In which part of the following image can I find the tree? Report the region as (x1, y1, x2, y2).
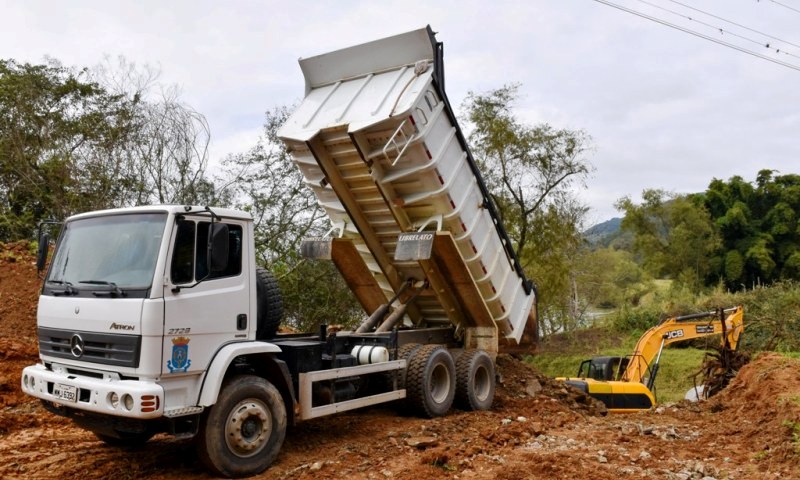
(574, 247, 651, 310)
(703, 170, 800, 288)
(92, 57, 218, 206)
(462, 84, 593, 334)
(219, 106, 361, 330)
(523, 200, 588, 335)
(221, 106, 326, 265)
(616, 189, 719, 288)
(463, 84, 592, 265)
(0, 57, 220, 241)
(0, 58, 134, 239)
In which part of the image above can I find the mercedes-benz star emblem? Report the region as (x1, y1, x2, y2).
(70, 334, 84, 358)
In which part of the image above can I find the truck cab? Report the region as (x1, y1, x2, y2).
(22, 206, 296, 474)
(24, 205, 272, 418)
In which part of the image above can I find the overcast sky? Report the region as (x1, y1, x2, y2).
(2, 0, 799, 223)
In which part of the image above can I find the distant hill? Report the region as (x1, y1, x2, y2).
(584, 217, 622, 247)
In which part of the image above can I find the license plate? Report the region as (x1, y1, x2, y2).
(53, 383, 78, 403)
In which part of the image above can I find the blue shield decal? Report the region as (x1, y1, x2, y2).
(167, 337, 191, 373)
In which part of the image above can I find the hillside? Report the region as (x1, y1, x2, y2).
(584, 217, 623, 247)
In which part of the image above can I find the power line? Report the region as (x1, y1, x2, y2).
(591, 0, 800, 73)
(637, 0, 800, 61)
(670, 0, 800, 51)
(763, 0, 800, 16)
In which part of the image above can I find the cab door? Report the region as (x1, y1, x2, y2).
(161, 217, 251, 378)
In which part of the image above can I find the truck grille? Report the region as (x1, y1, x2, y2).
(38, 327, 141, 368)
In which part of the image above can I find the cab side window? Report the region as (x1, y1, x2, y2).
(171, 220, 196, 284)
(196, 222, 242, 279)
(170, 220, 243, 284)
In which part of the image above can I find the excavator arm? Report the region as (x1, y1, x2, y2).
(621, 306, 744, 384)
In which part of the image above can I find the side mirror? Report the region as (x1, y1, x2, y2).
(208, 223, 229, 273)
(36, 234, 50, 273)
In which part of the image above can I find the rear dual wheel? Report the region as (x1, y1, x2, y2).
(405, 345, 456, 417)
(454, 349, 495, 411)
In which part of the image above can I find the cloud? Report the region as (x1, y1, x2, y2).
(2, 0, 798, 223)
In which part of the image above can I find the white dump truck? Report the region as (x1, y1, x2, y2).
(21, 26, 537, 478)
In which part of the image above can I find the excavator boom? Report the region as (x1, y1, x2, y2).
(621, 306, 744, 384)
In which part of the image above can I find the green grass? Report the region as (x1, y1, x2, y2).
(647, 347, 709, 403)
(528, 346, 631, 378)
(528, 337, 712, 404)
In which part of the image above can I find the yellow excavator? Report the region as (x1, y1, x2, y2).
(560, 306, 744, 413)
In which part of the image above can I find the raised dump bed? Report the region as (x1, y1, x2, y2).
(278, 26, 537, 353)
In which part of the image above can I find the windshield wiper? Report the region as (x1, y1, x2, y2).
(79, 280, 127, 297)
(48, 280, 77, 296)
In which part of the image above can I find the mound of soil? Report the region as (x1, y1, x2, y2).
(707, 353, 800, 466)
(494, 354, 607, 417)
(0, 241, 41, 339)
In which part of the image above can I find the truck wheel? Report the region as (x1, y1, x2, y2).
(397, 343, 423, 359)
(455, 349, 495, 411)
(256, 268, 282, 339)
(397, 343, 422, 388)
(384, 343, 422, 395)
(405, 345, 455, 417)
(197, 375, 287, 478)
(94, 431, 154, 447)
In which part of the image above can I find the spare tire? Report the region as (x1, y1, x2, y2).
(256, 268, 282, 340)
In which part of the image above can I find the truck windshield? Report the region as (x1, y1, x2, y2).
(47, 213, 167, 292)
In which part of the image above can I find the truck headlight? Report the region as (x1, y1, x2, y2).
(122, 394, 134, 411)
(109, 392, 119, 408)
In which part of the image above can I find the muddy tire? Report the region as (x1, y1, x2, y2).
(256, 268, 282, 340)
(196, 375, 287, 478)
(405, 345, 455, 417)
(397, 343, 423, 361)
(94, 431, 153, 447)
(454, 349, 495, 411)
(384, 343, 422, 393)
(396, 343, 423, 388)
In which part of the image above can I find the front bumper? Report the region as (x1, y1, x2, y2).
(21, 363, 164, 419)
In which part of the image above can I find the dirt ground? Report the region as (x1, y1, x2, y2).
(1, 242, 799, 479)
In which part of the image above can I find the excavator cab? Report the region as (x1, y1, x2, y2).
(577, 356, 630, 381)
